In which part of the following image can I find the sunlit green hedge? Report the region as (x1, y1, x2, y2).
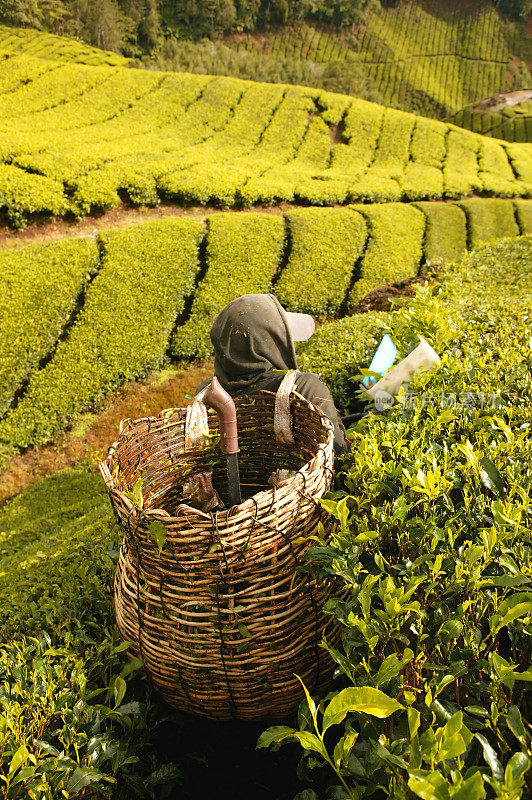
(0, 218, 202, 447)
(478, 137, 523, 196)
(414, 201, 467, 263)
(0, 24, 127, 65)
(0, 201, 528, 455)
(443, 128, 482, 197)
(0, 54, 530, 225)
(275, 207, 367, 315)
(300, 234, 532, 416)
(457, 197, 520, 247)
(0, 238, 98, 417)
(171, 212, 285, 359)
(514, 198, 532, 233)
(347, 203, 425, 308)
(0, 163, 69, 228)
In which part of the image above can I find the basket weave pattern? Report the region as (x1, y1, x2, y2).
(100, 391, 340, 720)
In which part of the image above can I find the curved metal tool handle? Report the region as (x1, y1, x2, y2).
(202, 377, 239, 455)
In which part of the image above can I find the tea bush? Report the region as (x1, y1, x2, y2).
(448, 100, 532, 143)
(0, 218, 202, 448)
(331, 99, 382, 181)
(0, 24, 127, 66)
(171, 213, 285, 359)
(413, 202, 467, 264)
(0, 163, 69, 229)
(457, 198, 520, 247)
(443, 128, 482, 197)
(401, 117, 446, 201)
(0, 238, 98, 417)
(514, 199, 532, 233)
(275, 208, 368, 315)
(478, 138, 524, 197)
(0, 201, 528, 454)
(0, 469, 185, 799)
(260, 235, 532, 800)
(0, 54, 530, 224)
(347, 203, 425, 309)
(504, 142, 532, 188)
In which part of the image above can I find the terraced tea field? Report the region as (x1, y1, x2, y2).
(0, 24, 126, 66)
(0, 198, 530, 459)
(1, 11, 532, 797)
(0, 52, 531, 227)
(220, 1, 530, 117)
(448, 97, 532, 142)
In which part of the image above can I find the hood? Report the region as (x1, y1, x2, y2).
(210, 294, 298, 394)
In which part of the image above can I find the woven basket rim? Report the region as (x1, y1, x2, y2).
(100, 390, 334, 523)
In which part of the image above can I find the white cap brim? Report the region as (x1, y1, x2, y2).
(285, 311, 315, 342)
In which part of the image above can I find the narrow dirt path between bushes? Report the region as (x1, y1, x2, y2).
(0, 361, 213, 506)
(0, 195, 487, 250)
(0, 203, 287, 250)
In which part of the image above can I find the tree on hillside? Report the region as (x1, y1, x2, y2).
(69, 0, 134, 51)
(120, 0, 161, 49)
(165, 0, 237, 38)
(0, 0, 41, 27)
(495, 0, 531, 18)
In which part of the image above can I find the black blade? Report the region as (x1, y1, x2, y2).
(226, 452, 241, 507)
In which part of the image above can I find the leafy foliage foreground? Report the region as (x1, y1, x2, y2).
(260, 236, 532, 799)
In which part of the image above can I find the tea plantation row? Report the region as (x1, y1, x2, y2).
(1, 52, 531, 227)
(1, 235, 530, 798)
(185, 4, 530, 119)
(448, 99, 532, 143)
(0, 24, 126, 66)
(0, 198, 530, 461)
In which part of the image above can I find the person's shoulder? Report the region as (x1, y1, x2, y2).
(295, 372, 333, 398)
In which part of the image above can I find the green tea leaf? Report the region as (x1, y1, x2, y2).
(148, 521, 167, 554)
(504, 752, 530, 788)
(490, 592, 532, 633)
(479, 457, 505, 497)
(256, 726, 295, 749)
(506, 705, 527, 745)
(475, 733, 503, 783)
(9, 745, 29, 775)
(322, 687, 404, 732)
(375, 648, 413, 687)
(408, 769, 449, 800)
(292, 732, 327, 758)
(452, 771, 485, 800)
(113, 675, 127, 708)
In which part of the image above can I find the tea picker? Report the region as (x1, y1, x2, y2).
(100, 294, 440, 720)
(100, 294, 345, 720)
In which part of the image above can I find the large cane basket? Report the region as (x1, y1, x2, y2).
(100, 390, 341, 721)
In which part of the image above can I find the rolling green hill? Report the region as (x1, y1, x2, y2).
(0, 52, 531, 227)
(0, 24, 126, 66)
(155, 0, 531, 121)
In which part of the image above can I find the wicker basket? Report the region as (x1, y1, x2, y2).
(99, 390, 340, 721)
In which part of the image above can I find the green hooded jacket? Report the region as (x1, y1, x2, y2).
(196, 294, 347, 455)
